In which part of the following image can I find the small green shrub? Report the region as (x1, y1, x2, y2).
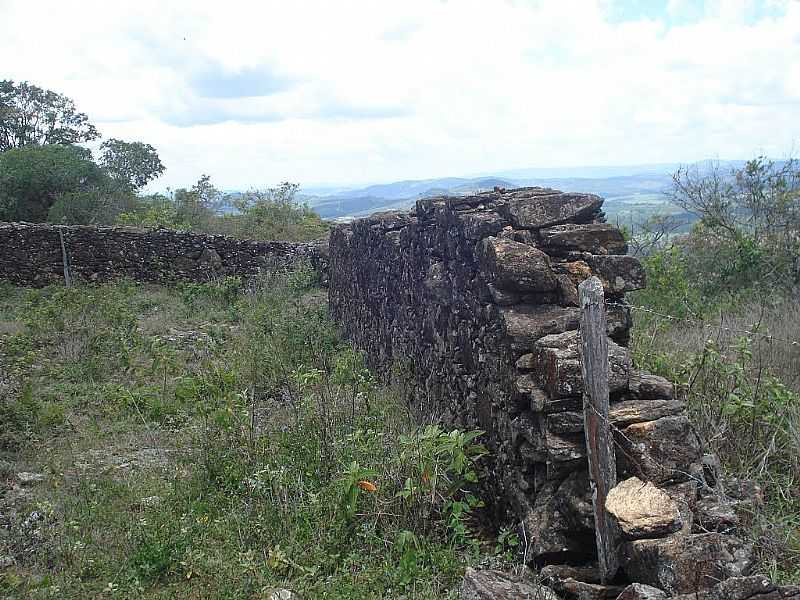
(177, 276, 242, 312)
(0, 384, 40, 449)
(395, 426, 487, 544)
(20, 283, 139, 376)
(131, 518, 190, 583)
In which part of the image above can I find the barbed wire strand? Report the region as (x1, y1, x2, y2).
(586, 402, 712, 493)
(605, 301, 800, 347)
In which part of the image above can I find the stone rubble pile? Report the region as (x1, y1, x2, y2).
(328, 187, 784, 597)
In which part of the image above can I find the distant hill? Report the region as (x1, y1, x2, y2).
(302, 176, 519, 219)
(248, 160, 751, 222)
(299, 171, 680, 221)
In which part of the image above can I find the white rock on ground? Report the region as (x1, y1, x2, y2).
(266, 589, 299, 600)
(16, 472, 45, 486)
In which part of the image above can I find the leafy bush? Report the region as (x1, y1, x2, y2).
(177, 276, 242, 313)
(116, 193, 191, 230)
(222, 183, 330, 242)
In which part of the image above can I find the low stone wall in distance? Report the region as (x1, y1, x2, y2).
(328, 187, 759, 596)
(0, 222, 327, 287)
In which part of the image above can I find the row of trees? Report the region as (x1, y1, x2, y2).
(0, 80, 328, 241)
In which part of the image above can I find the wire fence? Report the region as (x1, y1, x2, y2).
(606, 301, 800, 347)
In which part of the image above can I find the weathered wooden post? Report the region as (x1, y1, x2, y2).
(578, 276, 618, 582)
(58, 227, 72, 288)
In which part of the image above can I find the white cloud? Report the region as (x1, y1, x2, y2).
(1, 0, 798, 189)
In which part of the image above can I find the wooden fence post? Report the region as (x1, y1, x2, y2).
(58, 228, 72, 287)
(578, 276, 618, 583)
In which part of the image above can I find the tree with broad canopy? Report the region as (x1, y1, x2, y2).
(0, 80, 99, 151)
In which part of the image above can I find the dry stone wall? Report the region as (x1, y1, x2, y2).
(0, 222, 327, 287)
(329, 188, 759, 596)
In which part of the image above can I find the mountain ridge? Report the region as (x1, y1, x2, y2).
(297, 159, 752, 220)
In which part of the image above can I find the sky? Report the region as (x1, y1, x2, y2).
(1, 0, 799, 191)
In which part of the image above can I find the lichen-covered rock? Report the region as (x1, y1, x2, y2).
(539, 223, 627, 255)
(423, 261, 452, 304)
(676, 575, 800, 600)
(545, 430, 587, 463)
(501, 191, 603, 229)
(540, 564, 628, 600)
(539, 564, 602, 585)
(623, 533, 753, 594)
(548, 577, 626, 600)
(608, 399, 685, 429)
(457, 210, 508, 241)
(546, 399, 685, 434)
(693, 494, 739, 533)
(500, 304, 580, 351)
(586, 255, 647, 294)
(709, 576, 776, 600)
(520, 480, 595, 563)
(555, 470, 595, 532)
(533, 330, 631, 398)
(616, 415, 702, 484)
(628, 373, 675, 400)
(477, 236, 558, 292)
(617, 583, 669, 600)
(670, 576, 800, 600)
(606, 477, 683, 539)
(460, 567, 560, 600)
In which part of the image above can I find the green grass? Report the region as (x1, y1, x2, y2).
(0, 272, 493, 599)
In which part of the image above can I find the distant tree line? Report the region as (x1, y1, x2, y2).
(0, 80, 328, 242)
